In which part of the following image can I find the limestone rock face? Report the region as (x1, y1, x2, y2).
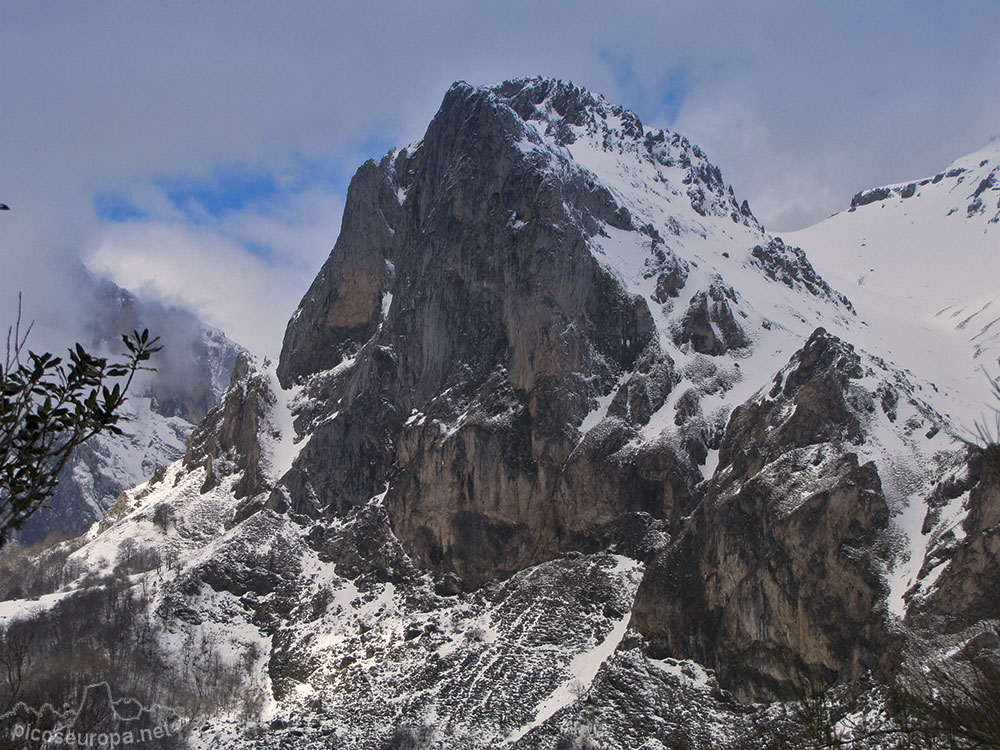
(184, 352, 275, 499)
(631, 329, 892, 701)
(719, 328, 869, 480)
(262, 77, 980, 709)
(671, 281, 749, 355)
(746, 237, 855, 312)
(913, 448, 1000, 628)
(276, 157, 399, 386)
(274, 78, 720, 585)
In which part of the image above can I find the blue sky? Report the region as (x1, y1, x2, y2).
(2, 1, 999, 355)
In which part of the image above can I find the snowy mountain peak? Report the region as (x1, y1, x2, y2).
(789, 139, 1000, 430)
(475, 76, 764, 235)
(847, 138, 1000, 226)
(482, 76, 646, 142)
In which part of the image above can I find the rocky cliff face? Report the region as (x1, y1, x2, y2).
(907, 446, 1000, 630)
(632, 329, 893, 699)
(274, 78, 776, 590)
(268, 78, 969, 702)
(184, 352, 274, 500)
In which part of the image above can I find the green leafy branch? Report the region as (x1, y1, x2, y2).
(0, 296, 161, 546)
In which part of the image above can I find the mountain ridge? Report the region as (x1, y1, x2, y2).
(1, 76, 997, 748)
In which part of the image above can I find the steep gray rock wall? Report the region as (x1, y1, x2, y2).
(184, 352, 274, 499)
(265, 78, 980, 706)
(631, 330, 893, 700)
(911, 447, 1000, 629)
(275, 79, 699, 586)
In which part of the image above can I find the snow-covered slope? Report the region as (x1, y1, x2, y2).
(787, 138, 1000, 430)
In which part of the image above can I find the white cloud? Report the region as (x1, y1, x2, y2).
(88, 186, 341, 357)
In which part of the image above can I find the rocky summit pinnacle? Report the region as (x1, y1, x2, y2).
(273, 76, 782, 595)
(277, 76, 763, 388)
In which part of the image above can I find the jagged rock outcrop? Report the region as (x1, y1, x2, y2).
(966, 165, 1000, 221)
(273, 78, 744, 585)
(184, 353, 274, 498)
(293, 503, 424, 589)
(649, 245, 690, 304)
(848, 157, 1000, 223)
(911, 446, 1000, 628)
(747, 237, 855, 312)
(632, 329, 892, 700)
(672, 281, 750, 355)
(718, 328, 870, 478)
